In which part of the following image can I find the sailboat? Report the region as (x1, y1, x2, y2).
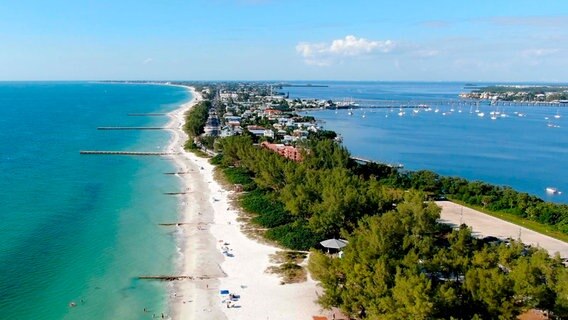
(554, 109, 561, 119)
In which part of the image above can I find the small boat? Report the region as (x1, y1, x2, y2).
(546, 187, 562, 195)
(477, 112, 485, 117)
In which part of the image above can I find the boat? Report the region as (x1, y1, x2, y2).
(347, 109, 353, 116)
(546, 187, 562, 195)
(554, 110, 561, 119)
(477, 112, 485, 117)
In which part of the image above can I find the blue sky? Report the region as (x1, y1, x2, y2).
(1, 0, 567, 81)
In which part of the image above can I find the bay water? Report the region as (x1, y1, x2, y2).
(288, 82, 568, 204)
(0, 82, 190, 319)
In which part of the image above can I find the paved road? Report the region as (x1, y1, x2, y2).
(436, 201, 568, 259)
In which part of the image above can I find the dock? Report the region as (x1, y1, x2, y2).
(163, 192, 188, 195)
(137, 275, 212, 281)
(97, 127, 168, 130)
(127, 113, 168, 116)
(163, 172, 189, 175)
(80, 151, 176, 156)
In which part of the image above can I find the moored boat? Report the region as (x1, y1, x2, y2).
(546, 187, 562, 195)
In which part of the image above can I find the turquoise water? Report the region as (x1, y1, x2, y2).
(0, 82, 190, 319)
(287, 82, 568, 204)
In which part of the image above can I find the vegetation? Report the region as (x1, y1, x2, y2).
(266, 251, 308, 284)
(418, 171, 568, 235)
(474, 86, 568, 95)
(349, 164, 568, 238)
(183, 100, 211, 138)
(309, 194, 568, 319)
(212, 134, 568, 318)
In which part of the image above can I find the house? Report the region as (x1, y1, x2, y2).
(247, 125, 267, 136)
(264, 130, 275, 139)
(263, 108, 283, 117)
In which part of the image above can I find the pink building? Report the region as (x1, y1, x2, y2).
(260, 141, 303, 162)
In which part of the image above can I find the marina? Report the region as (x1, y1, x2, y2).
(292, 82, 568, 204)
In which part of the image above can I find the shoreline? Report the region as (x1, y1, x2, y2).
(164, 85, 323, 319)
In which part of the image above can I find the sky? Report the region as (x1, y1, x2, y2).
(0, 0, 567, 81)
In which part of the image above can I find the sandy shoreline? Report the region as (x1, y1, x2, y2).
(164, 86, 323, 320)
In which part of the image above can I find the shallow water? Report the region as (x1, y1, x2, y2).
(0, 82, 190, 319)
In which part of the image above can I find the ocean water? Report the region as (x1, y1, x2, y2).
(0, 82, 190, 319)
(286, 82, 568, 204)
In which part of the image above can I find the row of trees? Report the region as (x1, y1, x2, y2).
(405, 171, 568, 234)
(183, 100, 210, 138)
(309, 194, 568, 319)
(347, 163, 568, 235)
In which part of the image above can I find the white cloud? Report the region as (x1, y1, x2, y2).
(143, 58, 153, 64)
(521, 48, 559, 58)
(329, 35, 395, 55)
(296, 35, 396, 66)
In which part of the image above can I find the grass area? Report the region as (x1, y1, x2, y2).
(449, 199, 568, 243)
(266, 251, 308, 284)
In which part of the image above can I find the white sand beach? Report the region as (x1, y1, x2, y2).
(165, 86, 324, 320)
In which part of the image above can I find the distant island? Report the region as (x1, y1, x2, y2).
(460, 85, 568, 103)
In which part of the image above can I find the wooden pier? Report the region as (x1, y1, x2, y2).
(97, 127, 168, 130)
(127, 113, 168, 116)
(163, 172, 189, 175)
(163, 192, 188, 195)
(80, 151, 176, 156)
(137, 275, 212, 281)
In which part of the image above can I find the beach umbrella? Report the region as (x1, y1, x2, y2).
(319, 238, 348, 250)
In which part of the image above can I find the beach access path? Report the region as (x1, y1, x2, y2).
(166, 86, 324, 320)
(437, 201, 568, 259)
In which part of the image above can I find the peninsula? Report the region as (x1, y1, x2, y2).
(166, 81, 568, 320)
(460, 85, 568, 103)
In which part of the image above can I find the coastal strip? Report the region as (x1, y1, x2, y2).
(163, 86, 323, 320)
